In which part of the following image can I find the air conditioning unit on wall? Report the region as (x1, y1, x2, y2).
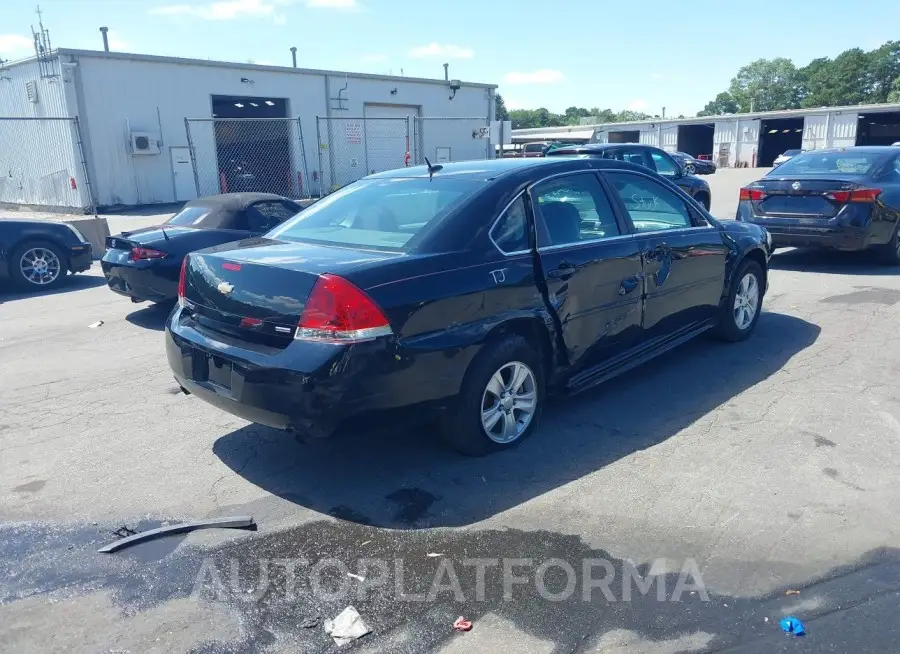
(130, 132, 160, 155)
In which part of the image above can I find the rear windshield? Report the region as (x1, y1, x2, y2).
(268, 177, 480, 251)
(771, 151, 880, 176)
(166, 205, 215, 227)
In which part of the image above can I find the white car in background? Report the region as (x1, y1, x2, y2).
(772, 149, 803, 167)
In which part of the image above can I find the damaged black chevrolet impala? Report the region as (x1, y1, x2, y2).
(166, 157, 771, 455)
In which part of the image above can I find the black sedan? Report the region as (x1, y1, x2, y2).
(736, 147, 900, 264)
(101, 193, 304, 304)
(167, 157, 771, 455)
(671, 151, 717, 175)
(547, 143, 713, 211)
(0, 218, 93, 291)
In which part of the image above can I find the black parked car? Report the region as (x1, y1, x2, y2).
(101, 193, 304, 304)
(547, 143, 713, 211)
(671, 151, 717, 175)
(167, 157, 771, 455)
(0, 219, 93, 291)
(736, 147, 900, 264)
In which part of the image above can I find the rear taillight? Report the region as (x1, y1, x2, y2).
(177, 257, 187, 306)
(739, 187, 766, 201)
(826, 188, 882, 204)
(296, 274, 392, 343)
(129, 246, 167, 262)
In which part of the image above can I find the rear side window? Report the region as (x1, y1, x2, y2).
(532, 173, 621, 246)
(269, 178, 479, 251)
(773, 151, 879, 175)
(166, 205, 213, 226)
(491, 195, 529, 253)
(248, 201, 299, 233)
(606, 172, 692, 233)
(650, 151, 680, 178)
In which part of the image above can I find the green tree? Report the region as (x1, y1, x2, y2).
(494, 93, 509, 122)
(869, 41, 900, 102)
(697, 91, 739, 116)
(888, 76, 900, 103)
(563, 106, 591, 125)
(728, 57, 802, 112)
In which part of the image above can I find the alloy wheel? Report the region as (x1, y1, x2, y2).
(733, 272, 759, 330)
(480, 361, 537, 444)
(20, 247, 61, 286)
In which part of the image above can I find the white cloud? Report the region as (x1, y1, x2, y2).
(502, 97, 524, 110)
(0, 34, 33, 55)
(360, 53, 387, 63)
(503, 69, 564, 85)
(410, 43, 474, 59)
(149, 0, 278, 20)
(628, 99, 649, 111)
(306, 0, 357, 8)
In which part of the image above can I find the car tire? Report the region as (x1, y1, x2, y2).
(9, 240, 69, 290)
(711, 260, 764, 342)
(877, 225, 900, 266)
(442, 335, 544, 456)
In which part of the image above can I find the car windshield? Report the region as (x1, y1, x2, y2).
(772, 151, 880, 175)
(268, 177, 480, 251)
(166, 205, 215, 226)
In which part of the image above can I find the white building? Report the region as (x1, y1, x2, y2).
(0, 48, 496, 212)
(511, 103, 900, 168)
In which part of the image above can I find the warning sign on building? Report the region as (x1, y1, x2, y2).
(346, 122, 362, 144)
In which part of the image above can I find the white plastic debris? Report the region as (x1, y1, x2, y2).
(347, 572, 366, 582)
(426, 553, 445, 558)
(89, 321, 104, 329)
(324, 606, 371, 647)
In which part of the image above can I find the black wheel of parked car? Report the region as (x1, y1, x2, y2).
(878, 224, 900, 266)
(10, 240, 68, 290)
(443, 334, 545, 456)
(684, 162, 696, 174)
(711, 260, 764, 342)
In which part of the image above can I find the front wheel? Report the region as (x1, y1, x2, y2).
(711, 260, 764, 342)
(10, 240, 68, 290)
(442, 335, 544, 456)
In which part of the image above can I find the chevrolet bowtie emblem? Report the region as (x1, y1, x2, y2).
(217, 281, 235, 294)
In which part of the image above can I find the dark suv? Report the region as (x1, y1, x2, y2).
(547, 143, 712, 211)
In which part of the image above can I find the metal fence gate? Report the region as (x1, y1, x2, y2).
(413, 116, 491, 166)
(316, 116, 411, 195)
(0, 116, 95, 213)
(184, 117, 311, 200)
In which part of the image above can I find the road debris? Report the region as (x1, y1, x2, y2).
(453, 616, 473, 632)
(324, 606, 371, 646)
(785, 589, 800, 595)
(88, 321, 104, 329)
(360, 540, 372, 547)
(426, 552, 445, 558)
(347, 572, 366, 582)
(300, 617, 320, 629)
(112, 526, 137, 538)
(98, 516, 256, 553)
(780, 616, 806, 637)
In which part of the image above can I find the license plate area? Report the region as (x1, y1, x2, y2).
(191, 350, 233, 390)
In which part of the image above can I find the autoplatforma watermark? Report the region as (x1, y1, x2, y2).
(191, 556, 709, 603)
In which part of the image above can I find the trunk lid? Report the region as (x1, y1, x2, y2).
(106, 225, 196, 251)
(182, 237, 400, 343)
(751, 175, 869, 218)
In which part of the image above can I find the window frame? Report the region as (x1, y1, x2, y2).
(601, 169, 716, 235)
(488, 193, 532, 255)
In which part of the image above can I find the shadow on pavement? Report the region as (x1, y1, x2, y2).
(770, 248, 899, 275)
(125, 301, 175, 331)
(0, 272, 106, 304)
(213, 311, 820, 529)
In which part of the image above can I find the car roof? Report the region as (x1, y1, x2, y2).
(366, 156, 653, 182)
(185, 192, 289, 210)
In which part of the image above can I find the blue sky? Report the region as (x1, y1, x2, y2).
(2, 0, 898, 116)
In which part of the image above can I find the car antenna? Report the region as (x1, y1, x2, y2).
(160, 226, 170, 241)
(423, 156, 443, 181)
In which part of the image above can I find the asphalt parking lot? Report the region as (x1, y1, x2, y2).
(3, 168, 900, 653)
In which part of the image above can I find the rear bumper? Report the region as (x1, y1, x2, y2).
(69, 245, 93, 273)
(736, 204, 881, 252)
(165, 306, 474, 438)
(100, 255, 177, 302)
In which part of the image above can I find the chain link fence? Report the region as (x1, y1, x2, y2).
(184, 117, 311, 199)
(413, 117, 491, 166)
(316, 116, 411, 195)
(0, 117, 95, 213)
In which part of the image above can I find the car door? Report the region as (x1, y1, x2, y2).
(529, 171, 645, 372)
(602, 170, 727, 341)
(245, 200, 302, 234)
